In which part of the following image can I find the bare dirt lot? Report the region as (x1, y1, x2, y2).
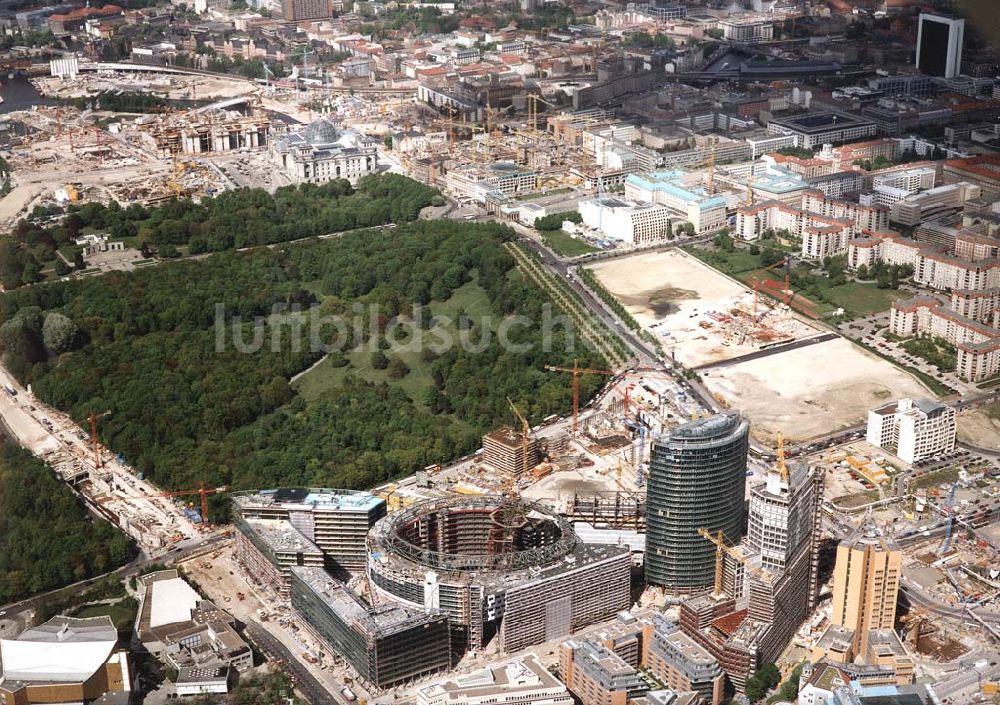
(700, 337, 935, 442)
(588, 250, 821, 367)
(957, 403, 1000, 450)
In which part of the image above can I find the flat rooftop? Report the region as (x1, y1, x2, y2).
(232, 487, 383, 512)
(291, 566, 443, 636)
(771, 110, 875, 133)
(625, 171, 728, 210)
(417, 654, 567, 701)
(242, 517, 322, 555)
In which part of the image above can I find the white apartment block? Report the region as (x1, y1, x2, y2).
(444, 165, 537, 203)
(735, 191, 891, 260)
(802, 191, 889, 232)
(874, 167, 936, 194)
(890, 296, 1000, 382)
(866, 398, 956, 464)
(847, 231, 1000, 291)
(578, 198, 673, 245)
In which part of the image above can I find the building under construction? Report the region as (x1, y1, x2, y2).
(290, 566, 451, 689)
(678, 458, 824, 693)
(568, 491, 646, 530)
(231, 488, 386, 578)
(366, 496, 631, 656)
(147, 108, 271, 157)
(482, 427, 541, 476)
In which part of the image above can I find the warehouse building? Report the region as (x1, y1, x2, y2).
(232, 488, 386, 577)
(290, 567, 451, 689)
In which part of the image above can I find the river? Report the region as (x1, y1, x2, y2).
(0, 74, 56, 114)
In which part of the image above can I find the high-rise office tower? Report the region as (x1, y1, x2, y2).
(281, 0, 331, 21)
(646, 412, 749, 592)
(677, 451, 824, 693)
(916, 13, 965, 79)
(830, 516, 902, 654)
(739, 460, 824, 662)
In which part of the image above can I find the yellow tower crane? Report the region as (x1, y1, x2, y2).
(507, 397, 532, 488)
(706, 142, 717, 195)
(527, 94, 558, 135)
(775, 430, 790, 484)
(698, 527, 775, 597)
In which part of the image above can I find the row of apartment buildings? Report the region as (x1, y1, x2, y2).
(559, 613, 725, 705)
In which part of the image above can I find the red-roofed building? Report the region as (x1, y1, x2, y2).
(48, 4, 122, 33)
(943, 154, 1000, 199)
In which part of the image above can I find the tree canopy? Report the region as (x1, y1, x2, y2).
(0, 220, 604, 501)
(0, 174, 438, 289)
(0, 441, 132, 603)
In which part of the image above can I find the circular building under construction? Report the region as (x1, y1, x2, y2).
(367, 496, 631, 655)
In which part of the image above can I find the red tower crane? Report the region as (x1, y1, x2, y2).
(100, 482, 228, 525)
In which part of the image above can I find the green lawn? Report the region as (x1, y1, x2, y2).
(73, 599, 138, 631)
(822, 283, 904, 316)
(684, 246, 762, 276)
(912, 467, 961, 490)
(901, 336, 957, 372)
(542, 230, 598, 257)
(293, 278, 494, 408)
(686, 246, 906, 318)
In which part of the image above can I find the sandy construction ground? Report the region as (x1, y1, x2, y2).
(589, 250, 820, 367)
(957, 405, 1000, 450)
(701, 337, 934, 442)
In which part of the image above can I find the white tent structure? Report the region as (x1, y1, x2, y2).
(0, 616, 118, 683)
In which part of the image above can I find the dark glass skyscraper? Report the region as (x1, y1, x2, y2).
(645, 412, 749, 592)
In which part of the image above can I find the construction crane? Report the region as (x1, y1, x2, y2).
(87, 410, 111, 468)
(698, 527, 775, 590)
(699, 528, 728, 598)
(543, 360, 617, 435)
(938, 482, 959, 556)
(507, 397, 533, 483)
(527, 94, 558, 134)
(543, 363, 680, 435)
(705, 142, 717, 195)
(299, 46, 314, 81)
(775, 430, 789, 484)
(100, 482, 228, 526)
